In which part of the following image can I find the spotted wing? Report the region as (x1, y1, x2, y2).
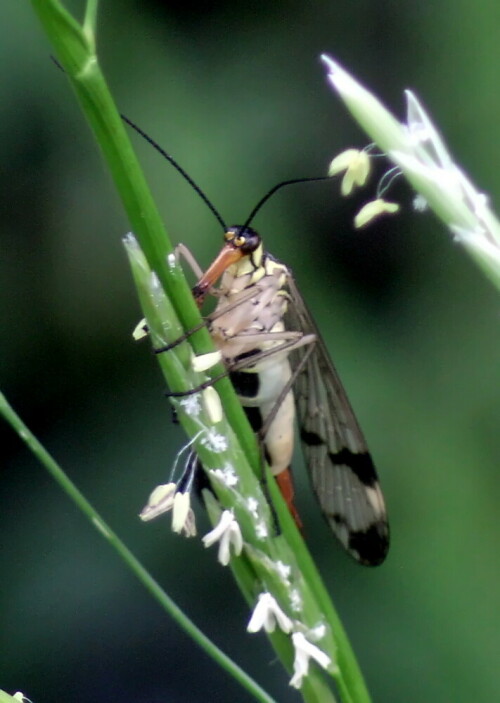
(285, 276, 389, 566)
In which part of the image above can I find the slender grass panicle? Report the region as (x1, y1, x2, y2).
(322, 54, 500, 292)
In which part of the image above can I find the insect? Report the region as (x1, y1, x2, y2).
(125, 117, 390, 566)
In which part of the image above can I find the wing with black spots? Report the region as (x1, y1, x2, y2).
(285, 275, 389, 566)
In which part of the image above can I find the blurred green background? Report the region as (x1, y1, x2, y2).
(2, 2, 500, 702)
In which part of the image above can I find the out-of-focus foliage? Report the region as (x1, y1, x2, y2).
(2, 2, 500, 702)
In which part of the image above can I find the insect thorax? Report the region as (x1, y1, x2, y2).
(209, 248, 291, 361)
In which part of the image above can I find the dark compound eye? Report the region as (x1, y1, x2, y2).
(227, 225, 261, 254)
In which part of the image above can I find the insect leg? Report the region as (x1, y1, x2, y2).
(164, 333, 314, 397)
(154, 285, 263, 354)
(175, 242, 205, 279)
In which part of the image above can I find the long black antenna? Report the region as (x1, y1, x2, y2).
(122, 113, 335, 235)
(124, 116, 334, 233)
(240, 175, 334, 232)
(51, 56, 334, 235)
(121, 114, 227, 232)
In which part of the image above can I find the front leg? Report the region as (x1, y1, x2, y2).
(175, 243, 225, 300)
(174, 242, 205, 280)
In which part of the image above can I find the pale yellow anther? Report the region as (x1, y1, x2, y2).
(182, 507, 197, 537)
(328, 149, 371, 196)
(139, 482, 176, 521)
(354, 198, 400, 228)
(132, 318, 148, 340)
(191, 350, 222, 372)
(172, 492, 192, 533)
(202, 386, 223, 424)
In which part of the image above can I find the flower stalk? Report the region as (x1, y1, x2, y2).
(322, 54, 500, 292)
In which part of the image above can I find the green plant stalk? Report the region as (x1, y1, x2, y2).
(28, 3, 373, 701)
(0, 393, 276, 703)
